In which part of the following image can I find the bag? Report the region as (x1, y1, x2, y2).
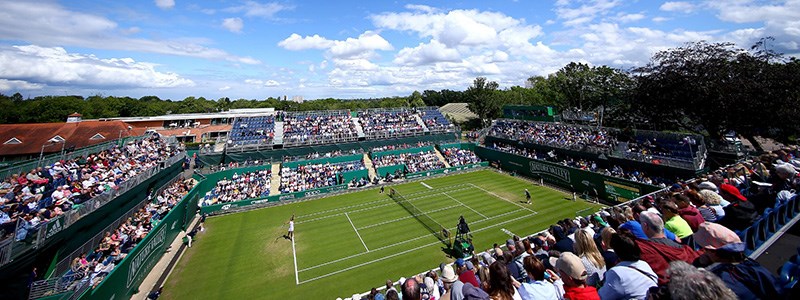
(719, 199, 758, 231)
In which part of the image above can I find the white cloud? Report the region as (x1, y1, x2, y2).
(652, 17, 671, 22)
(617, 13, 645, 23)
(0, 45, 195, 88)
(554, 0, 621, 27)
(394, 40, 460, 66)
(707, 0, 800, 51)
(218, 86, 231, 91)
(222, 17, 244, 33)
(0, 1, 260, 64)
(279, 31, 393, 59)
(224, 1, 293, 19)
(155, 0, 175, 10)
(405, 4, 438, 13)
(659, 2, 695, 13)
(0, 79, 44, 91)
(244, 79, 281, 87)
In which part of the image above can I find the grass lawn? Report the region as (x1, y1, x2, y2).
(162, 169, 603, 299)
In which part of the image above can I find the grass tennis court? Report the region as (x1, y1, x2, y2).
(162, 170, 603, 299)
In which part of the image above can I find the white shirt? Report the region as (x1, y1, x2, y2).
(288, 221, 294, 232)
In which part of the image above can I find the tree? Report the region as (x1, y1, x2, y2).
(465, 77, 501, 126)
(409, 91, 426, 107)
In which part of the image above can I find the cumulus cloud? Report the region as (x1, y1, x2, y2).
(659, 2, 695, 13)
(0, 45, 195, 89)
(394, 40, 460, 66)
(279, 31, 393, 59)
(0, 1, 260, 64)
(707, 0, 800, 51)
(218, 86, 231, 91)
(155, 0, 175, 10)
(0, 79, 44, 91)
(244, 79, 281, 87)
(222, 17, 244, 33)
(224, 1, 293, 19)
(554, 0, 622, 27)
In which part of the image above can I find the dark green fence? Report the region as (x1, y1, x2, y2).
(475, 147, 659, 204)
(78, 172, 201, 300)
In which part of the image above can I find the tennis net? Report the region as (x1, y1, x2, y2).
(389, 190, 450, 246)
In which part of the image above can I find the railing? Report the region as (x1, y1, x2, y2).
(0, 153, 185, 268)
(0, 135, 145, 181)
(27, 174, 187, 299)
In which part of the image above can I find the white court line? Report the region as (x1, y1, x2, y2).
(298, 210, 539, 283)
(346, 213, 369, 252)
(468, 183, 538, 214)
(295, 184, 472, 219)
(292, 232, 299, 285)
(443, 192, 487, 219)
(420, 182, 433, 189)
(357, 204, 461, 230)
(295, 187, 474, 224)
(298, 209, 520, 273)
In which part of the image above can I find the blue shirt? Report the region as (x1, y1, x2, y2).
(598, 260, 658, 300)
(619, 220, 677, 241)
(518, 280, 562, 300)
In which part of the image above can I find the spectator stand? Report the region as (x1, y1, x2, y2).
(370, 145, 438, 180)
(1, 137, 185, 268)
(278, 154, 365, 194)
(613, 130, 707, 171)
(227, 115, 276, 150)
(488, 119, 619, 155)
(417, 107, 457, 133)
(27, 174, 192, 299)
(358, 108, 425, 139)
(436, 142, 482, 167)
(282, 110, 358, 147)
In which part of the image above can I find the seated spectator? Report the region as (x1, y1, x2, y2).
(519, 256, 563, 300)
(442, 148, 481, 167)
(598, 233, 658, 300)
(574, 229, 606, 287)
(647, 261, 737, 300)
(659, 201, 693, 240)
(672, 194, 705, 231)
(636, 211, 699, 284)
(555, 252, 600, 300)
(279, 160, 363, 193)
(486, 261, 522, 300)
(202, 170, 271, 206)
(692, 222, 783, 299)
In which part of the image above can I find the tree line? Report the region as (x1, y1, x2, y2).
(1, 39, 797, 143)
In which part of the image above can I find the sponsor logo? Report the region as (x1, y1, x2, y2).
(221, 204, 232, 211)
(251, 199, 269, 205)
(127, 229, 166, 287)
(279, 194, 296, 201)
(45, 218, 64, 239)
(305, 190, 321, 197)
(528, 161, 570, 183)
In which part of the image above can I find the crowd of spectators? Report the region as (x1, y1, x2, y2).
(372, 151, 445, 174)
(371, 142, 433, 153)
(283, 112, 358, 145)
(229, 116, 275, 146)
(441, 148, 481, 167)
(360, 149, 799, 300)
(200, 170, 272, 206)
(418, 108, 454, 132)
(283, 149, 362, 163)
(359, 109, 424, 137)
(279, 160, 365, 193)
(66, 178, 195, 288)
(1, 135, 182, 241)
(489, 120, 617, 154)
(487, 142, 673, 187)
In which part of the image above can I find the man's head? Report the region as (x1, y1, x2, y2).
(660, 200, 679, 219)
(673, 194, 691, 209)
(775, 164, 798, 180)
(440, 264, 457, 287)
(664, 261, 737, 300)
(639, 211, 665, 239)
(506, 239, 516, 252)
(386, 279, 394, 289)
(454, 258, 466, 273)
(401, 277, 421, 300)
(610, 232, 641, 262)
(523, 255, 546, 281)
(556, 252, 587, 287)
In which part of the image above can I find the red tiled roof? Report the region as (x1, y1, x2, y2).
(0, 120, 134, 156)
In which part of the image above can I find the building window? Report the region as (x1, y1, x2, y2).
(49, 135, 65, 143)
(3, 137, 21, 145)
(90, 133, 106, 140)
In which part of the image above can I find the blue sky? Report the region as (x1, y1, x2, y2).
(0, 0, 797, 100)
